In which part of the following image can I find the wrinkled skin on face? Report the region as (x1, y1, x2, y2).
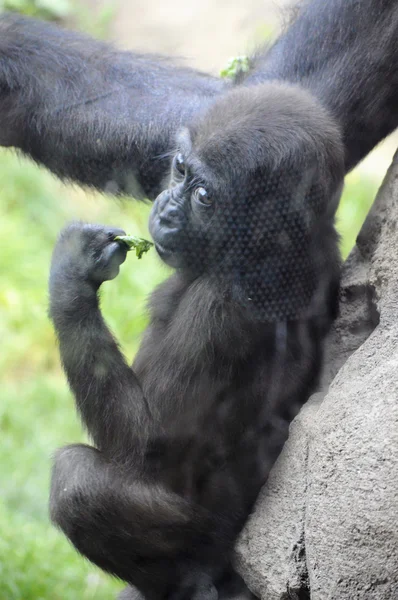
(149, 144, 219, 271)
(149, 83, 344, 321)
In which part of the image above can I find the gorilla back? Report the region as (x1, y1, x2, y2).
(49, 83, 344, 600)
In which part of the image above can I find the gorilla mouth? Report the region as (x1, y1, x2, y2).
(154, 242, 185, 269)
(155, 242, 174, 260)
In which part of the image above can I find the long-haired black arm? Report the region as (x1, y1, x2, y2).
(2, 1, 396, 192)
(246, 0, 398, 171)
(0, 13, 225, 198)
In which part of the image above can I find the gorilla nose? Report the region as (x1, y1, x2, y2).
(159, 197, 184, 227)
(161, 206, 180, 223)
(155, 189, 170, 212)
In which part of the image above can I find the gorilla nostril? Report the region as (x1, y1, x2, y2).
(162, 208, 180, 221)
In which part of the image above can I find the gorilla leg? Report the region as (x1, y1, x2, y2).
(50, 444, 220, 600)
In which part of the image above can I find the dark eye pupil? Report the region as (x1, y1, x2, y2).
(175, 153, 185, 175)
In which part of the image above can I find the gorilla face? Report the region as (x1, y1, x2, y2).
(149, 83, 345, 320)
(149, 147, 218, 271)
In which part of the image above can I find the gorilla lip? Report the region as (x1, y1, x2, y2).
(154, 242, 184, 268)
(154, 242, 174, 258)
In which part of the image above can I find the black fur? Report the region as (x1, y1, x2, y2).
(48, 82, 343, 600)
(0, 14, 225, 197)
(2, 1, 398, 599)
(1, 0, 398, 190)
(245, 0, 398, 171)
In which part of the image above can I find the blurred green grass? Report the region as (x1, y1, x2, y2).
(0, 148, 168, 599)
(0, 147, 379, 599)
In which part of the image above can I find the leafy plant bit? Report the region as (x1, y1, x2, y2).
(220, 56, 251, 80)
(114, 235, 153, 259)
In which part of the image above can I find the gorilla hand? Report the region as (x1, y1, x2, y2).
(50, 223, 128, 289)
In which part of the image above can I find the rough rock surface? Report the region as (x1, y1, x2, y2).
(237, 154, 398, 599)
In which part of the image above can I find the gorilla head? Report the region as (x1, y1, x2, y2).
(149, 83, 344, 320)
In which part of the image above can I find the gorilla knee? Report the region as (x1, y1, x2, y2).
(49, 444, 96, 536)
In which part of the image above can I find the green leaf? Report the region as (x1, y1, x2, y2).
(114, 235, 154, 259)
(220, 55, 251, 80)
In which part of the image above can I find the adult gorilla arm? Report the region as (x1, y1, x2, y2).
(1, 0, 398, 194)
(0, 14, 225, 198)
(246, 0, 398, 172)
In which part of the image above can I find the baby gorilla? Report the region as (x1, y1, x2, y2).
(49, 83, 344, 600)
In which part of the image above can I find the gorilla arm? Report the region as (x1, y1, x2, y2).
(246, 0, 398, 171)
(1, 0, 398, 194)
(48, 223, 153, 460)
(0, 14, 225, 198)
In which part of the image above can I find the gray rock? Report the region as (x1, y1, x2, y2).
(237, 154, 398, 599)
(236, 394, 319, 599)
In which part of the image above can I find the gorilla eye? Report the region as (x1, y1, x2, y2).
(193, 186, 212, 207)
(174, 153, 186, 176)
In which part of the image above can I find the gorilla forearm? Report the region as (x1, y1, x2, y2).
(0, 14, 224, 197)
(49, 224, 151, 458)
(248, 0, 398, 170)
